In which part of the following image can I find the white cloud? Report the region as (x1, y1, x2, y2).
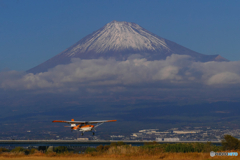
(153, 66, 181, 81)
(1, 54, 240, 93)
(207, 72, 240, 85)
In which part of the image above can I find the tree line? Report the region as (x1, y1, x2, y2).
(0, 135, 239, 155)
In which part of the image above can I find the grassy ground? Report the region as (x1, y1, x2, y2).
(0, 152, 239, 160)
(1, 141, 239, 160)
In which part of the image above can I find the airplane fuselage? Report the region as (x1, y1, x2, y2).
(71, 124, 94, 132)
(79, 125, 94, 132)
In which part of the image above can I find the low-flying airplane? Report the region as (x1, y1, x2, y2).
(52, 119, 117, 136)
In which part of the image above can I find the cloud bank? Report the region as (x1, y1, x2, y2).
(1, 54, 240, 93)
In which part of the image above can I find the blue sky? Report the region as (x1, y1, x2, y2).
(1, 0, 240, 71)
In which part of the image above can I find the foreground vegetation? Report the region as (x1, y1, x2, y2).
(0, 135, 239, 159)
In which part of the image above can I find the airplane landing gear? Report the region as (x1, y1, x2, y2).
(92, 132, 95, 136)
(81, 132, 84, 136)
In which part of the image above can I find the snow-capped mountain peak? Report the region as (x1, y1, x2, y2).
(65, 20, 170, 57)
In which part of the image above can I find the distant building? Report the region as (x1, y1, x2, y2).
(77, 138, 89, 140)
(131, 133, 142, 137)
(173, 131, 198, 134)
(110, 135, 125, 138)
(139, 129, 158, 133)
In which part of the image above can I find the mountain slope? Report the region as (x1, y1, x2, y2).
(28, 20, 228, 73)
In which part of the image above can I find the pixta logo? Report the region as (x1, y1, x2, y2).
(210, 151, 238, 157)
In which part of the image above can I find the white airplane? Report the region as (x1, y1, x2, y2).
(52, 119, 117, 136)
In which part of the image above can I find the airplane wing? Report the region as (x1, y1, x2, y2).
(52, 120, 116, 124)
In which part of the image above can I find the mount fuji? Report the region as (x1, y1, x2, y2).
(28, 20, 227, 73)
